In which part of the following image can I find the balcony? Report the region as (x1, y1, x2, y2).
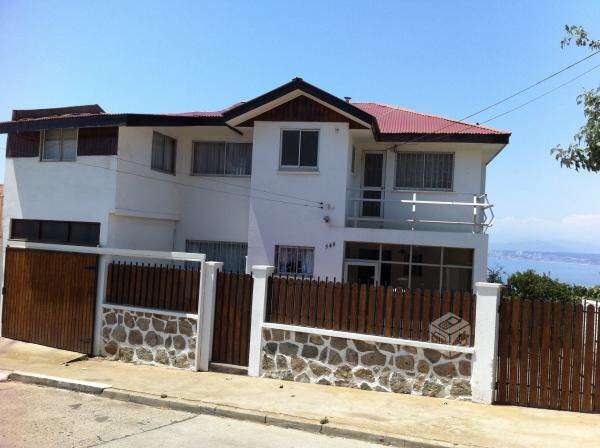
(346, 188, 493, 234)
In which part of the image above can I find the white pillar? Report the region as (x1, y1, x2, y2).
(471, 282, 502, 404)
(93, 254, 111, 356)
(247, 265, 274, 377)
(195, 261, 223, 371)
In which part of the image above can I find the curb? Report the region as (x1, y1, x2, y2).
(98, 387, 471, 448)
(6, 374, 472, 448)
(9, 371, 111, 394)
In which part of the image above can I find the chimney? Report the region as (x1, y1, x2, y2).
(344, 96, 351, 103)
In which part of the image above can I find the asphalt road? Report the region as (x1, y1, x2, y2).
(0, 381, 383, 448)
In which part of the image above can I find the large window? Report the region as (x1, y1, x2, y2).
(151, 131, 176, 174)
(395, 152, 454, 190)
(344, 242, 472, 291)
(10, 219, 100, 246)
(280, 129, 319, 170)
(41, 128, 78, 161)
(192, 142, 252, 176)
(186, 240, 248, 273)
(275, 245, 314, 276)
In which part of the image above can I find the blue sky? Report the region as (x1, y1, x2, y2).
(1, 1, 599, 252)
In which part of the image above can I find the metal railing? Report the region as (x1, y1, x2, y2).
(346, 188, 494, 233)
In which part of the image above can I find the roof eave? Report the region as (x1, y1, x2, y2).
(375, 132, 511, 144)
(0, 114, 225, 133)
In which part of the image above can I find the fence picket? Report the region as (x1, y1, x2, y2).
(560, 304, 574, 411)
(582, 304, 596, 412)
(571, 304, 584, 412)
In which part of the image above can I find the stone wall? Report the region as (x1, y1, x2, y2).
(261, 328, 472, 400)
(101, 306, 197, 370)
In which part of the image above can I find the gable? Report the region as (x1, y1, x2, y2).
(238, 95, 368, 128)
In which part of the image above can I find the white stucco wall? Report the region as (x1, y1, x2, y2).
(246, 121, 350, 278)
(2, 156, 118, 246)
(115, 126, 252, 252)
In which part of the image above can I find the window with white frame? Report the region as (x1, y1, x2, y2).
(275, 245, 314, 276)
(395, 152, 454, 190)
(41, 128, 78, 161)
(192, 142, 252, 176)
(280, 129, 319, 170)
(151, 131, 176, 174)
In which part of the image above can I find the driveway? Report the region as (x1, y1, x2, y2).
(0, 381, 382, 448)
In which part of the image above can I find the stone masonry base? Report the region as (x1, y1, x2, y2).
(101, 306, 197, 370)
(261, 328, 472, 399)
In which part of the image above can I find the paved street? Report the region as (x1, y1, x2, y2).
(0, 381, 382, 448)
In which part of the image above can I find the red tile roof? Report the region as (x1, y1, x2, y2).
(351, 102, 508, 136)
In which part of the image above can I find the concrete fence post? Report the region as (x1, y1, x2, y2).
(471, 281, 503, 404)
(248, 265, 275, 377)
(196, 261, 223, 371)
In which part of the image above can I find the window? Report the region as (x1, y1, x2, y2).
(41, 128, 77, 161)
(192, 142, 252, 176)
(275, 245, 314, 276)
(186, 240, 248, 273)
(395, 152, 454, 190)
(344, 242, 473, 291)
(10, 219, 100, 246)
(351, 146, 356, 174)
(280, 129, 319, 170)
(151, 131, 176, 174)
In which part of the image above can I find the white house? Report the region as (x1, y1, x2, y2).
(0, 78, 510, 291)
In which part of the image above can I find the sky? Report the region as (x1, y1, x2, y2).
(1, 1, 599, 253)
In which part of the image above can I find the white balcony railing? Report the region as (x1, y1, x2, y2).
(346, 188, 494, 234)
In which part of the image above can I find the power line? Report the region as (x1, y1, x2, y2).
(461, 49, 600, 122)
(115, 156, 323, 205)
(391, 50, 600, 149)
(71, 158, 324, 209)
(480, 62, 600, 124)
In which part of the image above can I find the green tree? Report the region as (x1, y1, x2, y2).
(551, 26, 600, 172)
(487, 266, 506, 284)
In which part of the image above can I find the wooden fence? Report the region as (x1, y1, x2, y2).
(105, 261, 201, 313)
(211, 272, 254, 367)
(496, 297, 600, 412)
(265, 276, 476, 346)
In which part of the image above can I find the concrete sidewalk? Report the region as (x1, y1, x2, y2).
(1, 338, 600, 448)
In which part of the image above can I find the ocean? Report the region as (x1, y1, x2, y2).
(488, 251, 600, 287)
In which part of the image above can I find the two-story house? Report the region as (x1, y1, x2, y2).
(0, 78, 510, 291)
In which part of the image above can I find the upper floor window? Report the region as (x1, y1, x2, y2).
(280, 129, 319, 170)
(395, 152, 454, 190)
(192, 142, 252, 176)
(151, 131, 176, 174)
(41, 128, 77, 161)
(275, 245, 314, 276)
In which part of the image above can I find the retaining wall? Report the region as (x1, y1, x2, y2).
(101, 305, 197, 370)
(260, 327, 472, 399)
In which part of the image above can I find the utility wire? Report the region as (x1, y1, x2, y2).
(390, 50, 600, 149)
(71, 158, 323, 209)
(480, 62, 600, 124)
(115, 156, 323, 205)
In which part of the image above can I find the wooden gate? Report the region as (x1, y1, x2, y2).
(1, 248, 98, 354)
(496, 297, 600, 412)
(211, 272, 253, 367)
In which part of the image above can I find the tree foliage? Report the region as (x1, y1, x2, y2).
(551, 25, 600, 172)
(488, 267, 600, 301)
